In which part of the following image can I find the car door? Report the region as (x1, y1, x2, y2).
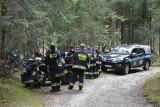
(137, 48, 145, 66)
(130, 48, 139, 67)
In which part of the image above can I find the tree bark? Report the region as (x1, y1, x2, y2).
(110, 4, 116, 47)
(1, 0, 7, 60)
(131, 24, 134, 43)
(111, 19, 116, 47)
(159, 32, 160, 56)
(121, 21, 125, 44)
(0, 0, 7, 76)
(142, 0, 147, 44)
(89, 0, 95, 46)
(74, 1, 81, 46)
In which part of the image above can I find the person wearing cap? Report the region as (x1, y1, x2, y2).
(68, 44, 89, 90)
(45, 45, 62, 92)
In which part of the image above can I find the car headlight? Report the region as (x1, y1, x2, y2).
(101, 57, 106, 61)
(112, 58, 123, 63)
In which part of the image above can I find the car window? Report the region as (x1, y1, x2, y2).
(137, 48, 144, 55)
(132, 49, 138, 54)
(109, 47, 130, 55)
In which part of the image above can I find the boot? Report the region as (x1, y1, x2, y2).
(51, 87, 58, 92)
(57, 86, 61, 91)
(68, 85, 73, 90)
(79, 86, 83, 90)
(93, 74, 96, 79)
(89, 75, 92, 79)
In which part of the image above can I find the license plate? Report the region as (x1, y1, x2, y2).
(105, 65, 112, 68)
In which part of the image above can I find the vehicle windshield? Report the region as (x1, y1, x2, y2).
(109, 47, 130, 55)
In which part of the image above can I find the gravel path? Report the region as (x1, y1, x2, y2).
(40, 67, 159, 107)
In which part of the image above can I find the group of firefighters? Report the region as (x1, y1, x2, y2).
(21, 43, 102, 92)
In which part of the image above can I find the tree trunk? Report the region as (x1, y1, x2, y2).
(159, 32, 160, 56)
(0, 0, 7, 60)
(149, 12, 152, 45)
(142, 0, 147, 44)
(131, 24, 134, 43)
(121, 22, 124, 44)
(128, 5, 131, 44)
(111, 19, 116, 47)
(110, 4, 116, 47)
(0, 0, 7, 76)
(128, 23, 131, 44)
(74, 1, 81, 46)
(120, 2, 125, 44)
(89, 0, 95, 46)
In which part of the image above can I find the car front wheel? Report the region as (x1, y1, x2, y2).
(143, 61, 150, 70)
(122, 64, 130, 75)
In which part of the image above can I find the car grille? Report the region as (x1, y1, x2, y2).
(102, 61, 114, 65)
(105, 60, 112, 62)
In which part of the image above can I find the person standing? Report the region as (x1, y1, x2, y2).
(84, 46, 93, 79)
(45, 45, 62, 92)
(68, 44, 89, 90)
(92, 47, 97, 78)
(94, 46, 102, 78)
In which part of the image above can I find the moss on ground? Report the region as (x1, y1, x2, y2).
(0, 77, 43, 107)
(144, 72, 160, 107)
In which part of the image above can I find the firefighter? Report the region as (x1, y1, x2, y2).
(69, 45, 75, 54)
(68, 44, 89, 90)
(92, 48, 97, 78)
(85, 46, 93, 79)
(21, 62, 44, 87)
(64, 45, 75, 73)
(45, 45, 62, 92)
(60, 53, 71, 85)
(95, 46, 102, 78)
(75, 46, 80, 52)
(36, 57, 50, 81)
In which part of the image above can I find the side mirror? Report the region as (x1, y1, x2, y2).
(131, 53, 138, 57)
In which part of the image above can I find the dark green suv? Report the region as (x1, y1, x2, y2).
(101, 45, 154, 75)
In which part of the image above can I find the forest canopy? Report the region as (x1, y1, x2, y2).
(0, 0, 160, 57)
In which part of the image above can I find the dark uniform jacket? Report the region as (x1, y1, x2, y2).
(45, 50, 62, 73)
(21, 65, 36, 82)
(72, 50, 89, 70)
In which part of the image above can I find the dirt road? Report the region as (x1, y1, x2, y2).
(40, 67, 159, 107)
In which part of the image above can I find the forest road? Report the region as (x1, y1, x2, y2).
(40, 67, 159, 107)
